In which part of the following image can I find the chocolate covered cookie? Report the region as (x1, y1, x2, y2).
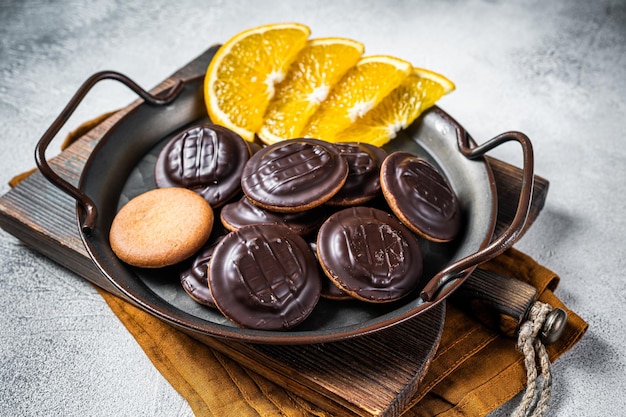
(381, 152, 461, 242)
(155, 124, 250, 207)
(307, 241, 351, 300)
(326, 142, 387, 206)
(220, 195, 326, 236)
(208, 224, 321, 330)
(241, 138, 348, 212)
(180, 240, 221, 308)
(316, 206, 423, 303)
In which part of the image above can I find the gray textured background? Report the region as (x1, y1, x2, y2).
(1, 1, 624, 416)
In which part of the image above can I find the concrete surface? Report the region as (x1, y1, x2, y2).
(1, 0, 624, 416)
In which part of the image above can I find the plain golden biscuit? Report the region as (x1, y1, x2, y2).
(110, 187, 214, 268)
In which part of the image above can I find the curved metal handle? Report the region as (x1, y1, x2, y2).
(34, 71, 184, 235)
(420, 128, 535, 301)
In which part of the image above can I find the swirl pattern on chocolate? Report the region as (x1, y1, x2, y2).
(240, 138, 348, 212)
(208, 224, 321, 330)
(317, 206, 423, 302)
(155, 124, 250, 207)
(381, 152, 460, 242)
(327, 142, 387, 206)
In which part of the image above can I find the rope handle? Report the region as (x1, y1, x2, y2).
(513, 302, 567, 417)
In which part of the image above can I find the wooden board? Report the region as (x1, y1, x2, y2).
(0, 47, 549, 417)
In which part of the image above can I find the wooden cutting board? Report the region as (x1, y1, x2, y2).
(0, 47, 548, 417)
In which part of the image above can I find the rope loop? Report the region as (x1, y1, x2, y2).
(513, 301, 554, 417)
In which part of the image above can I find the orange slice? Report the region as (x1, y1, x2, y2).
(257, 37, 365, 145)
(334, 67, 455, 147)
(299, 55, 412, 142)
(204, 23, 311, 141)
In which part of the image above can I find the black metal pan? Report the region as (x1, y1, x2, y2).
(35, 48, 534, 345)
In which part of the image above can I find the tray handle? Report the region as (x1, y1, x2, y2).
(452, 268, 567, 344)
(34, 71, 184, 235)
(420, 128, 535, 301)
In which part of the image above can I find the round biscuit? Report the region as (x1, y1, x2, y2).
(110, 187, 214, 268)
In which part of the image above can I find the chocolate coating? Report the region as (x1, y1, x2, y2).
(321, 276, 353, 300)
(317, 206, 423, 303)
(241, 138, 348, 212)
(381, 152, 461, 242)
(220, 196, 326, 236)
(180, 242, 219, 308)
(155, 124, 250, 207)
(327, 142, 387, 206)
(308, 241, 351, 300)
(246, 140, 263, 155)
(208, 224, 321, 330)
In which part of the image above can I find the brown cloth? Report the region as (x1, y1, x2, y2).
(12, 115, 587, 417)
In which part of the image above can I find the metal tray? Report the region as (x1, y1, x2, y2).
(35, 68, 534, 344)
